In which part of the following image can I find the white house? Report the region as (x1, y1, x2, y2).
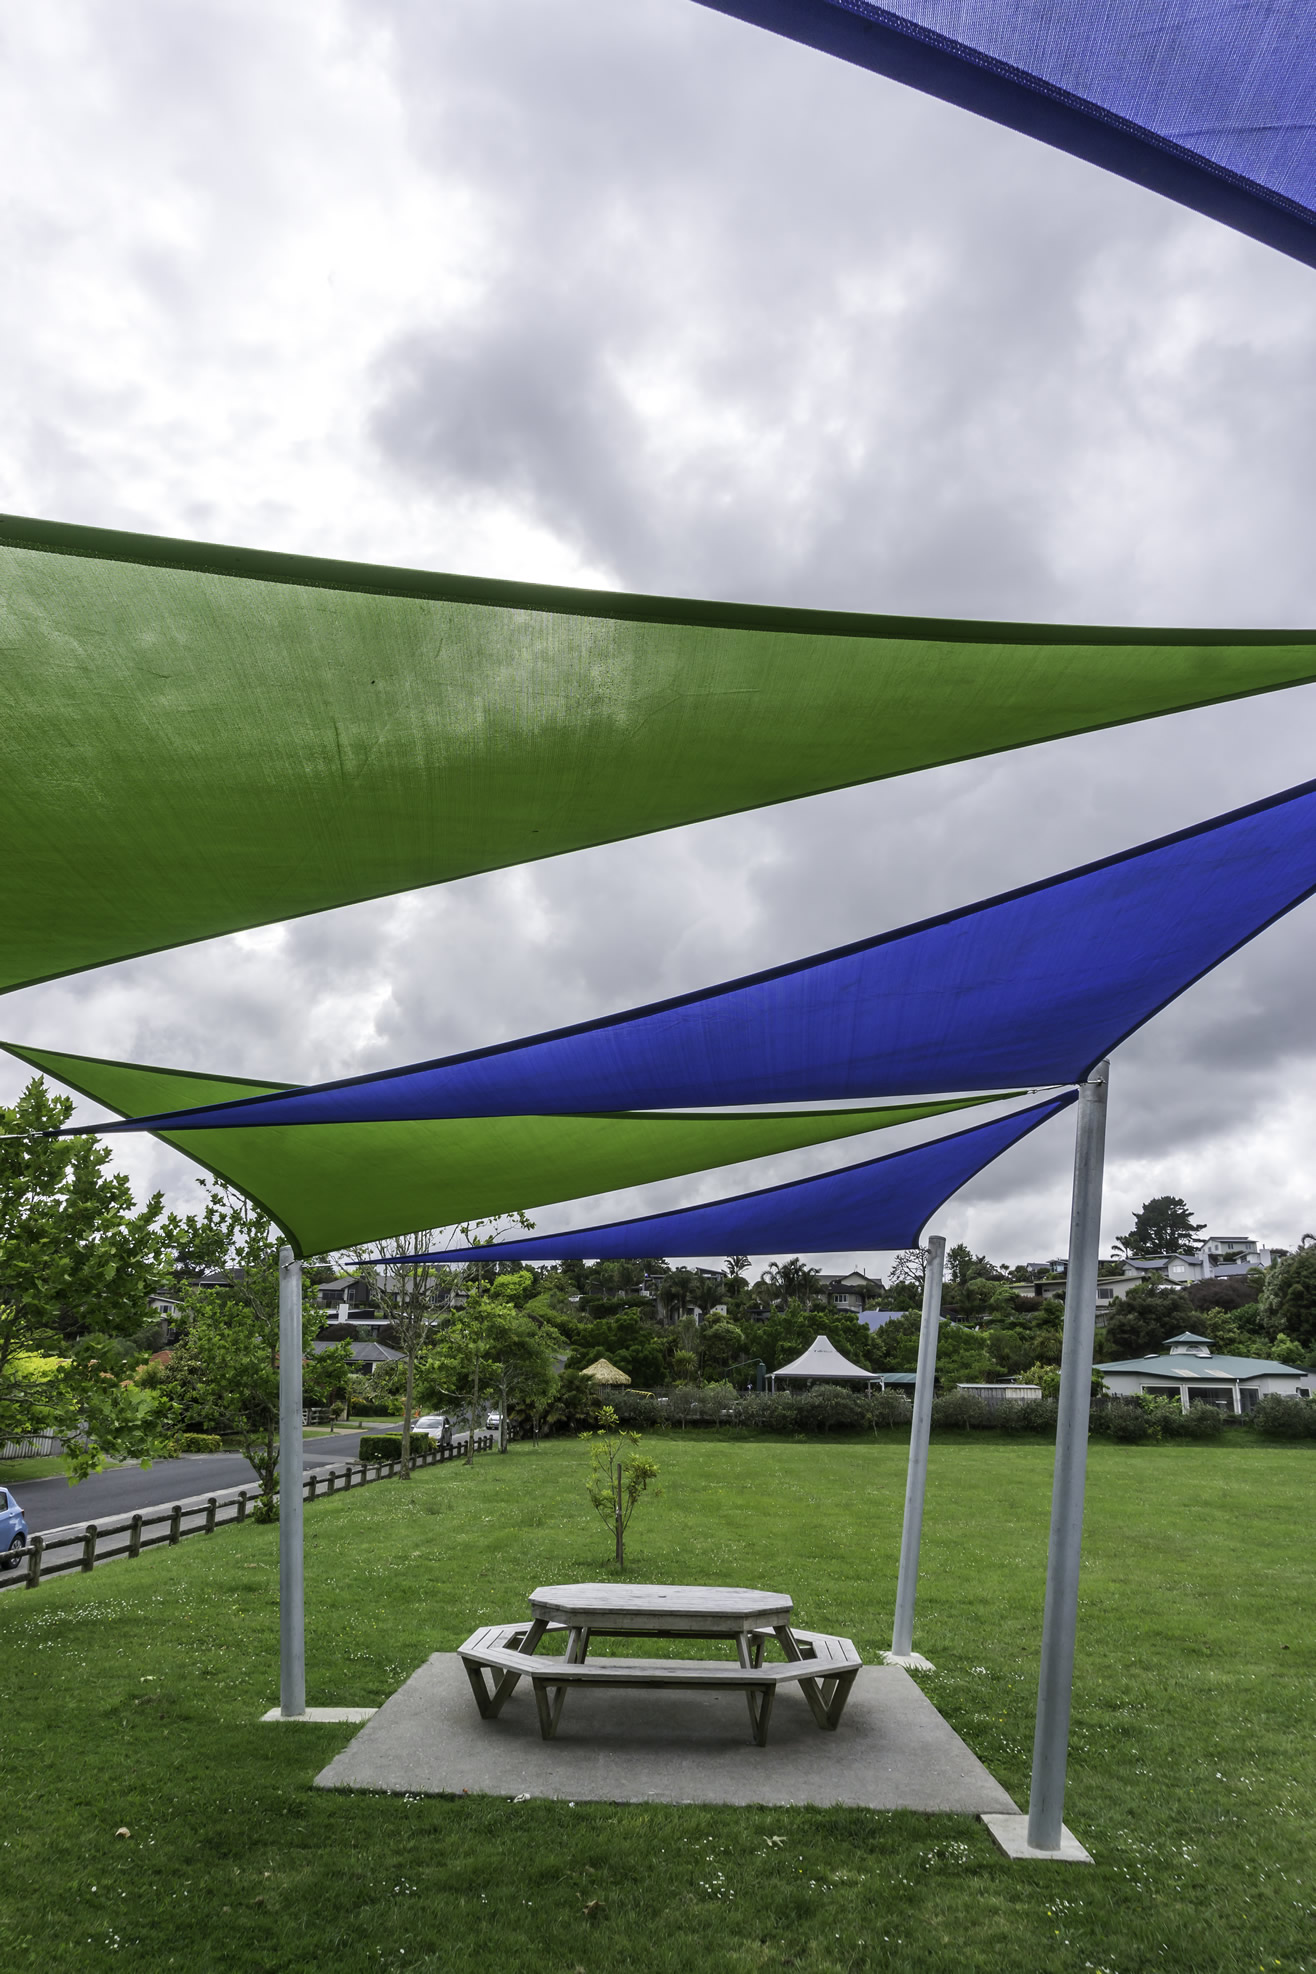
(1098, 1331, 1311, 1415)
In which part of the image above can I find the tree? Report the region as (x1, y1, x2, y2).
(343, 1230, 457, 1480)
(889, 1247, 931, 1287)
(162, 1180, 349, 1520)
(1098, 1283, 1194, 1361)
(699, 1319, 746, 1376)
(416, 1277, 517, 1466)
(0, 1077, 173, 1477)
(1114, 1196, 1206, 1258)
(769, 1257, 823, 1307)
(723, 1255, 750, 1295)
(1259, 1244, 1316, 1354)
(482, 1284, 567, 1451)
(581, 1405, 659, 1568)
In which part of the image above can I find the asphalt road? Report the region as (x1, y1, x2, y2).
(9, 1428, 404, 1535)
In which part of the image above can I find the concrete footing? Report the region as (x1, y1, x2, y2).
(261, 1706, 378, 1723)
(881, 1650, 936, 1671)
(981, 1813, 1093, 1862)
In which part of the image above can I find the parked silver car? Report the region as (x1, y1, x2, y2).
(412, 1412, 453, 1447)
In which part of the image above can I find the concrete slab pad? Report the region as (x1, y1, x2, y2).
(982, 1813, 1093, 1863)
(262, 1706, 377, 1724)
(314, 1654, 1018, 1814)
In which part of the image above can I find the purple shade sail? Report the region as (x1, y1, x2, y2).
(394, 1095, 1074, 1263)
(696, 3, 1316, 269)
(81, 778, 1316, 1132)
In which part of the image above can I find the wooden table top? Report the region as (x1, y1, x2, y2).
(529, 1582, 794, 1633)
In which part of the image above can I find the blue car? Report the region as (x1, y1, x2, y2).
(0, 1488, 28, 1567)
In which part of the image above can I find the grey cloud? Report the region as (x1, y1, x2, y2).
(4, 0, 1316, 1264)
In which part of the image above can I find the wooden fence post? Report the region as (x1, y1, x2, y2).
(25, 1534, 43, 1589)
(205, 1496, 217, 1534)
(128, 1513, 143, 1559)
(308, 1474, 317, 1501)
(81, 1524, 98, 1573)
(343, 1464, 352, 1490)
(237, 1489, 248, 1523)
(168, 1504, 182, 1545)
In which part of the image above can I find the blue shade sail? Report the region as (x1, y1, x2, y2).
(697, 3, 1316, 269)
(89, 778, 1316, 1132)
(395, 1096, 1075, 1263)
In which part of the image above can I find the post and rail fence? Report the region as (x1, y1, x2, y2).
(5, 1432, 496, 1594)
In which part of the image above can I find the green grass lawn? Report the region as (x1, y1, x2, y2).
(0, 1454, 69, 1483)
(0, 1432, 1310, 1974)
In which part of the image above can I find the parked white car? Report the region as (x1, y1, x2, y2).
(485, 1411, 503, 1433)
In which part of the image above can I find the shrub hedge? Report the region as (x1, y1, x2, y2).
(176, 1432, 223, 1454)
(1252, 1394, 1316, 1439)
(613, 1387, 1063, 1435)
(357, 1433, 434, 1462)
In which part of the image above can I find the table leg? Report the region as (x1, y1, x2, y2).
(736, 1634, 753, 1670)
(745, 1683, 776, 1747)
(533, 1677, 570, 1740)
(776, 1625, 833, 1730)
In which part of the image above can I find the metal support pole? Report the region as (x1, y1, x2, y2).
(1027, 1063, 1109, 1852)
(279, 1246, 306, 1719)
(890, 1235, 945, 1660)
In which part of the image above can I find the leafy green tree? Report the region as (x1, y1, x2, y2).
(343, 1230, 457, 1479)
(581, 1405, 659, 1568)
(1115, 1196, 1206, 1258)
(1098, 1283, 1194, 1360)
(0, 1078, 172, 1476)
(1259, 1241, 1316, 1354)
(481, 1282, 567, 1451)
(416, 1277, 519, 1465)
(699, 1318, 746, 1376)
(162, 1181, 349, 1520)
(769, 1257, 823, 1307)
(549, 1368, 602, 1432)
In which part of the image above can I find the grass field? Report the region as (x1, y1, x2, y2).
(0, 1431, 1310, 1974)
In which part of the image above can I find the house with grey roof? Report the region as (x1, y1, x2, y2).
(1098, 1331, 1312, 1415)
(310, 1338, 403, 1375)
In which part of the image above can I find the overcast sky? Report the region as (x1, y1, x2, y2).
(4, 0, 1316, 1275)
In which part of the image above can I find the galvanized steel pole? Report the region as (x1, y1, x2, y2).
(278, 1245, 306, 1718)
(890, 1234, 945, 1659)
(1027, 1064, 1109, 1850)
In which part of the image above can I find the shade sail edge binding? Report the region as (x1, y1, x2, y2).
(10, 512, 1316, 646)
(696, 1, 1316, 269)
(3, 1038, 1007, 1257)
(5, 514, 1316, 997)
(382, 1095, 1077, 1263)
(71, 775, 1316, 1130)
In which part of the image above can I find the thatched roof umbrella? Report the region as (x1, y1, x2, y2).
(581, 1357, 631, 1387)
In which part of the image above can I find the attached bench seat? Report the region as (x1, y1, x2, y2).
(458, 1622, 861, 1746)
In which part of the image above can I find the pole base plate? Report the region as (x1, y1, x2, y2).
(981, 1813, 1092, 1862)
(261, 1706, 377, 1723)
(880, 1650, 936, 1671)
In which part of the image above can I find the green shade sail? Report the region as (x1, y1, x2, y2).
(4, 512, 1316, 993)
(3, 1039, 1005, 1256)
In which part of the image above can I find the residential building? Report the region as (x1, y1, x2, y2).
(310, 1338, 402, 1376)
(1097, 1331, 1311, 1415)
(315, 1275, 391, 1338)
(817, 1270, 885, 1312)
